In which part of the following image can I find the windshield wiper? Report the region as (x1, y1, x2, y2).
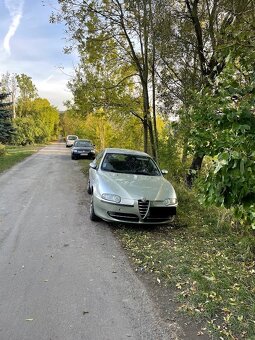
(103, 169, 120, 173)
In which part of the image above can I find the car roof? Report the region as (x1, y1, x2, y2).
(67, 135, 78, 138)
(103, 148, 150, 157)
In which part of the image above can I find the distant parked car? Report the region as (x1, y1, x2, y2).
(71, 139, 96, 160)
(66, 135, 78, 147)
(87, 148, 178, 224)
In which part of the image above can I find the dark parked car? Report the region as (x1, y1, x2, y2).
(71, 139, 96, 160)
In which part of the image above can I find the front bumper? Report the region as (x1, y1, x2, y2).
(94, 195, 176, 224)
(72, 150, 95, 158)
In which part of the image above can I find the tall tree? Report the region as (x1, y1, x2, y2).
(0, 72, 18, 119)
(153, 0, 255, 185)
(51, 0, 160, 158)
(0, 92, 15, 144)
(16, 74, 38, 117)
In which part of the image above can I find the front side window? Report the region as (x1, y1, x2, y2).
(95, 150, 104, 168)
(101, 153, 161, 176)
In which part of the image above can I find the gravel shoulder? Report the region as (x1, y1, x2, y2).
(0, 143, 182, 340)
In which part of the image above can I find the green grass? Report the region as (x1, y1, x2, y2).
(79, 159, 255, 338)
(0, 145, 42, 173)
(112, 182, 255, 339)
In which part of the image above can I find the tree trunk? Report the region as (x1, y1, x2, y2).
(186, 153, 204, 188)
(151, 45, 158, 161)
(143, 115, 148, 153)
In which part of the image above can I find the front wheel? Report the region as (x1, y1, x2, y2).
(87, 180, 92, 194)
(90, 196, 100, 221)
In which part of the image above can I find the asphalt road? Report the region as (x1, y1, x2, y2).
(0, 143, 180, 340)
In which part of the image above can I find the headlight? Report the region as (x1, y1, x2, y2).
(164, 198, 178, 206)
(101, 193, 121, 204)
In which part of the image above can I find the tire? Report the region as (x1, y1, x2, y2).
(71, 154, 76, 160)
(87, 180, 92, 194)
(90, 196, 100, 221)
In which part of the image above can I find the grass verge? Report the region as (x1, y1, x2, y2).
(80, 159, 255, 339)
(0, 145, 42, 173)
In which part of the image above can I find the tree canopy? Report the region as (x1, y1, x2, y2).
(0, 72, 60, 146)
(51, 0, 255, 228)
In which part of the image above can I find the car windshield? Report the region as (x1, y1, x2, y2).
(74, 141, 92, 147)
(68, 135, 78, 140)
(101, 153, 161, 176)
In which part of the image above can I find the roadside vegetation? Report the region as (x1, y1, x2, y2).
(0, 73, 59, 173)
(113, 186, 255, 339)
(81, 159, 255, 339)
(0, 145, 43, 173)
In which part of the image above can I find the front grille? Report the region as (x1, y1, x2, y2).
(138, 200, 150, 219)
(107, 212, 139, 222)
(145, 207, 176, 222)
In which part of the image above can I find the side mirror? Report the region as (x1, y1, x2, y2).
(89, 162, 97, 169)
(161, 169, 168, 175)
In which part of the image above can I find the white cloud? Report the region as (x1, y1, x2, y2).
(3, 0, 24, 55)
(35, 69, 74, 110)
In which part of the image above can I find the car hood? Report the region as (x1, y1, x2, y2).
(97, 171, 176, 200)
(73, 146, 93, 150)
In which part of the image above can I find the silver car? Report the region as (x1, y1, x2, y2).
(87, 148, 178, 224)
(66, 135, 78, 147)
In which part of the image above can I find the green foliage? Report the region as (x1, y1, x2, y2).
(157, 121, 186, 180)
(61, 109, 143, 151)
(16, 74, 38, 118)
(188, 63, 255, 228)
(201, 150, 255, 229)
(13, 117, 37, 145)
(53, 0, 160, 156)
(16, 74, 37, 100)
(13, 98, 59, 145)
(0, 143, 6, 156)
(31, 98, 59, 143)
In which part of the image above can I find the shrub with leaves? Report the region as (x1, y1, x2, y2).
(190, 65, 255, 229)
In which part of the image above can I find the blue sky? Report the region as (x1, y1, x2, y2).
(0, 0, 77, 110)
